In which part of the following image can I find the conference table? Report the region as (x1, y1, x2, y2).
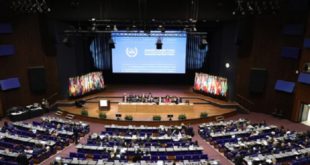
(76, 144, 203, 153)
(224, 135, 287, 152)
(209, 125, 277, 138)
(9, 105, 44, 121)
(41, 116, 89, 127)
(59, 158, 218, 165)
(91, 134, 192, 141)
(105, 124, 184, 131)
(13, 122, 74, 136)
(199, 118, 247, 128)
(0, 132, 56, 147)
(243, 147, 310, 165)
(0, 149, 32, 160)
(118, 102, 194, 113)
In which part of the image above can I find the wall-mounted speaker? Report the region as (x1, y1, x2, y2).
(275, 80, 295, 93)
(281, 47, 300, 59)
(249, 68, 268, 94)
(0, 23, 13, 34)
(28, 66, 47, 94)
(0, 77, 21, 91)
(0, 44, 15, 56)
(304, 39, 310, 48)
(298, 72, 310, 85)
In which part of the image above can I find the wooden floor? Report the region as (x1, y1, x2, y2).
(57, 84, 237, 121)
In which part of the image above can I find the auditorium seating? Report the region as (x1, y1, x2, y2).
(54, 124, 219, 164)
(0, 117, 89, 164)
(199, 119, 310, 165)
(55, 158, 219, 165)
(5, 115, 310, 165)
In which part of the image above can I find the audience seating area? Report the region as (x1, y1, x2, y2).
(4, 115, 310, 165)
(0, 117, 89, 164)
(55, 124, 220, 165)
(199, 119, 310, 165)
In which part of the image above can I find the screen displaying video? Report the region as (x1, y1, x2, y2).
(111, 31, 187, 74)
(193, 72, 228, 97)
(68, 72, 104, 97)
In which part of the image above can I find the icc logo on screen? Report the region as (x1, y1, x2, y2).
(126, 48, 138, 58)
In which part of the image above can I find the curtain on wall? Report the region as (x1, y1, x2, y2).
(89, 33, 207, 70)
(89, 34, 112, 70)
(186, 34, 208, 70)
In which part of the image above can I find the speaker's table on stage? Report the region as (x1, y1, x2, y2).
(118, 102, 194, 113)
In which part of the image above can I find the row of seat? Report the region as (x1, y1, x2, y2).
(199, 119, 310, 165)
(0, 117, 89, 164)
(55, 124, 216, 164)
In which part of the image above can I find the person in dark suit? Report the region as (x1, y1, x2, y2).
(73, 125, 79, 144)
(17, 152, 29, 165)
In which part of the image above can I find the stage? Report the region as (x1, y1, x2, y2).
(56, 84, 238, 124)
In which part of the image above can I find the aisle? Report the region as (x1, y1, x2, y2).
(191, 125, 234, 165)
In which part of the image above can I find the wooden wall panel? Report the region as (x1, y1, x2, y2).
(0, 15, 59, 114)
(235, 16, 299, 118)
(292, 11, 310, 122)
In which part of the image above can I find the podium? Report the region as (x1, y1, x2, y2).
(99, 100, 110, 110)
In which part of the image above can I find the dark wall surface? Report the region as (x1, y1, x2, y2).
(235, 15, 302, 118)
(292, 11, 310, 122)
(0, 16, 59, 115)
(47, 0, 235, 21)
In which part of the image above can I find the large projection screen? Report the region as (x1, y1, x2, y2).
(111, 31, 187, 74)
